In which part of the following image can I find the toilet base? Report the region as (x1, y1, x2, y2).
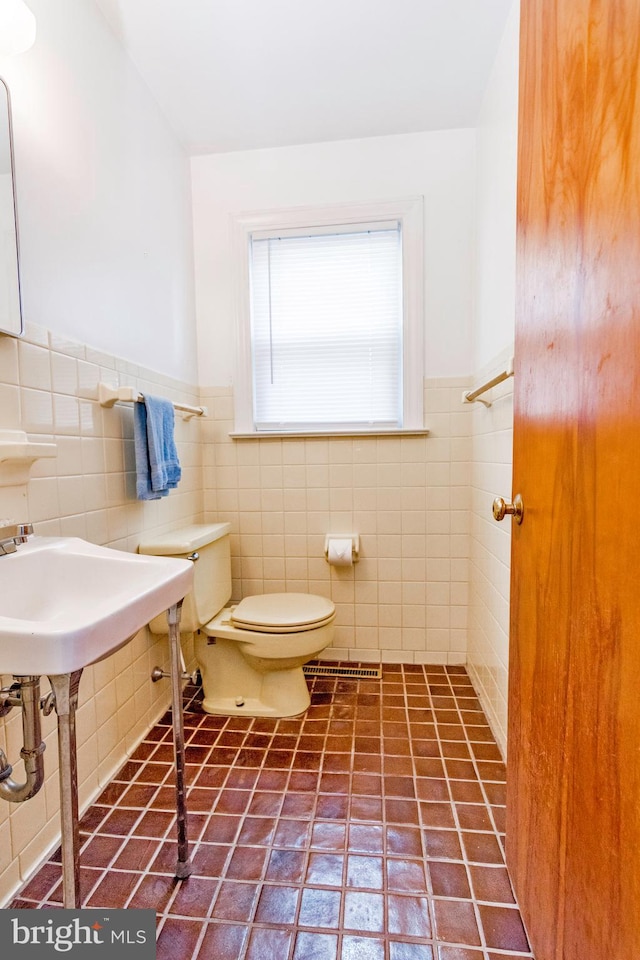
(195, 634, 313, 718)
(201, 685, 309, 718)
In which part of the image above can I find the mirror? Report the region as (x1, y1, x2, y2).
(0, 78, 22, 337)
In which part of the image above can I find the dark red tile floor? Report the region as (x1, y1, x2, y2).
(11, 663, 534, 960)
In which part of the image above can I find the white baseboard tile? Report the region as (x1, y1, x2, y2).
(319, 648, 351, 661)
(350, 649, 383, 663)
(380, 650, 411, 664)
(447, 652, 467, 665)
(414, 651, 449, 665)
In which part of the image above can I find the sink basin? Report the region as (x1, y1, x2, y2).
(0, 536, 193, 675)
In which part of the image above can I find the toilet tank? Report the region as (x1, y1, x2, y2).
(139, 523, 232, 634)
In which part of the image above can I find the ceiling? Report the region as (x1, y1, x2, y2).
(94, 0, 514, 156)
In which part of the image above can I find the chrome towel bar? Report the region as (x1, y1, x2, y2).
(462, 357, 514, 407)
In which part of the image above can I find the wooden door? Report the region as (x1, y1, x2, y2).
(508, 1, 640, 958)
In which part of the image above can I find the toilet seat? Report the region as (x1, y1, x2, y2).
(230, 593, 335, 634)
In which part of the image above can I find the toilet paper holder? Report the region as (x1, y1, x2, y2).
(324, 534, 360, 564)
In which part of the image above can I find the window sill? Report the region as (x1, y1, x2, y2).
(229, 428, 431, 440)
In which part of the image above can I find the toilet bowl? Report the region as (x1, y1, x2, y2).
(139, 523, 335, 718)
(198, 593, 335, 716)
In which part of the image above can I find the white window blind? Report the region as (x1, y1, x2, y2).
(249, 223, 403, 431)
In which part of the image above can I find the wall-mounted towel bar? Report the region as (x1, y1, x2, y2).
(462, 357, 514, 408)
(97, 383, 208, 420)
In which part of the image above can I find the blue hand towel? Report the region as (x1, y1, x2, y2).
(133, 395, 181, 500)
(145, 394, 181, 493)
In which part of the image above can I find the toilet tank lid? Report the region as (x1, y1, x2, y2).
(231, 592, 335, 631)
(138, 522, 231, 555)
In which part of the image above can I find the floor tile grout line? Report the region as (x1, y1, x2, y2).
(285, 677, 339, 960)
(401, 662, 435, 907)
(186, 712, 266, 880)
(429, 665, 489, 955)
(451, 679, 514, 908)
(446, 672, 511, 956)
(184, 683, 323, 957)
(82, 829, 148, 908)
(418, 663, 453, 950)
(51, 789, 169, 909)
(51, 861, 107, 909)
(323, 678, 349, 960)
(450, 674, 534, 957)
(155, 708, 253, 925)
(376, 670, 395, 956)
(10, 663, 535, 960)
(161, 706, 276, 930)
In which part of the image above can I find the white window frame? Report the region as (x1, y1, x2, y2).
(231, 196, 424, 436)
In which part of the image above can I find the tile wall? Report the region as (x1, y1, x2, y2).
(200, 377, 473, 667)
(0, 323, 203, 904)
(467, 348, 514, 755)
(0, 332, 511, 904)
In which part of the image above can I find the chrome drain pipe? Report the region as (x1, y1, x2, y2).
(0, 676, 46, 804)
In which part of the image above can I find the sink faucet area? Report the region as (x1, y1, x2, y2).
(0, 521, 33, 555)
(0, 524, 195, 908)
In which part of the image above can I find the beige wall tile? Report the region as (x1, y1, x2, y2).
(0, 330, 203, 905)
(203, 378, 472, 668)
(0, 337, 18, 384)
(466, 348, 514, 757)
(18, 342, 52, 392)
(0, 383, 20, 430)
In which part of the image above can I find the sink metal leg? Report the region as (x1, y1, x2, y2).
(48, 670, 83, 909)
(167, 601, 192, 879)
(44, 609, 190, 905)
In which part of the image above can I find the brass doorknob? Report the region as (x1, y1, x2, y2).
(492, 494, 524, 524)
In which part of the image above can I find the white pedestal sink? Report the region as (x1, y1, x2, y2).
(0, 535, 194, 908)
(0, 536, 193, 673)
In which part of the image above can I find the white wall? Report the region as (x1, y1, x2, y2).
(191, 128, 477, 385)
(468, 0, 519, 754)
(0, 0, 202, 905)
(473, 0, 519, 370)
(0, 0, 197, 381)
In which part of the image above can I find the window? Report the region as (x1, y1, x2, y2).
(232, 198, 424, 435)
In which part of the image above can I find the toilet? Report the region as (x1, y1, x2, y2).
(139, 523, 335, 718)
